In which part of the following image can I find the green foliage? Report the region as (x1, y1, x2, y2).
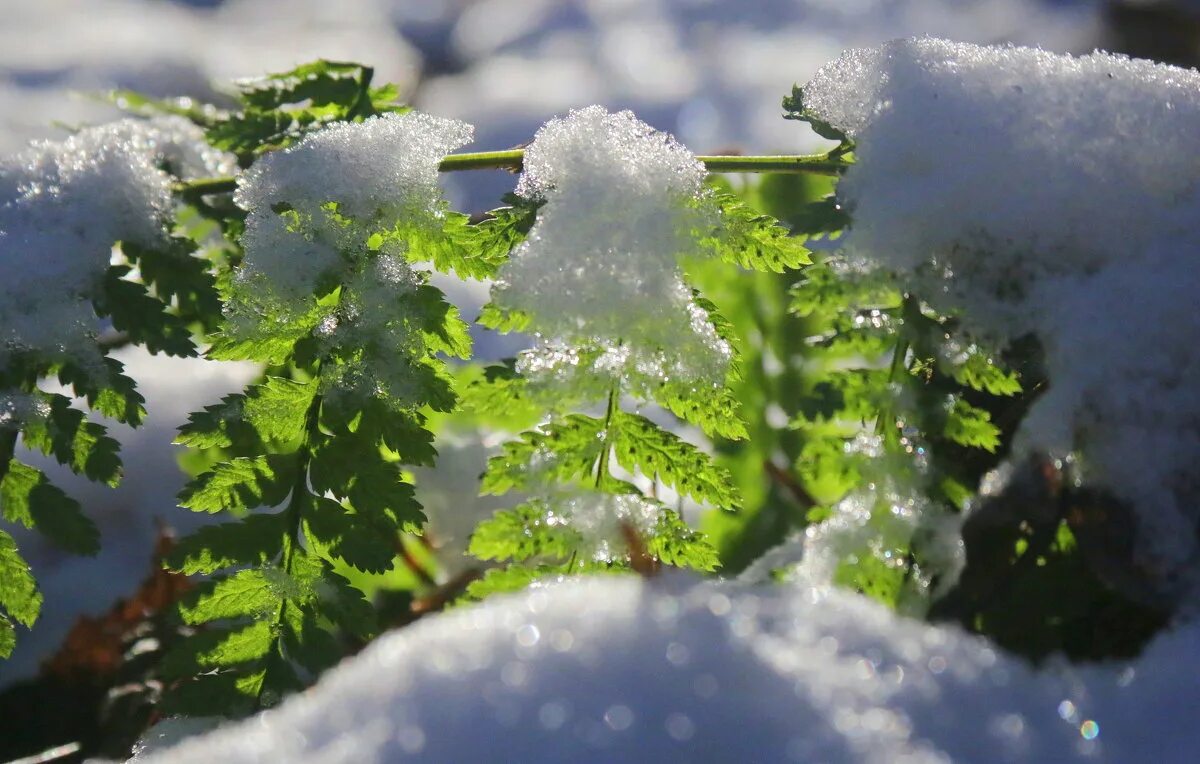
(208, 61, 409, 162)
(700, 190, 812, 273)
(0, 530, 41, 658)
(0, 59, 1161, 721)
(611, 410, 739, 511)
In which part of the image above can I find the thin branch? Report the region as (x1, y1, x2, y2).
(173, 150, 847, 197)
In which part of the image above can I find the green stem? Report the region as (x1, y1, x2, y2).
(874, 300, 914, 449)
(595, 384, 620, 489)
(174, 150, 846, 196)
(254, 387, 322, 711)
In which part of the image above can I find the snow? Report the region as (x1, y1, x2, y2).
(230, 112, 472, 405)
(0, 118, 222, 363)
(543, 491, 662, 563)
(802, 36, 1200, 598)
(493, 106, 731, 402)
(135, 573, 1200, 763)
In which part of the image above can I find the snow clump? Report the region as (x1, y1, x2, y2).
(229, 112, 473, 405)
(0, 117, 222, 365)
(492, 106, 732, 404)
(136, 573, 1200, 763)
(801, 36, 1200, 596)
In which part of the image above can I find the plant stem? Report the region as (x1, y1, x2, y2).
(255, 387, 322, 711)
(595, 384, 620, 489)
(174, 150, 846, 196)
(874, 299, 915, 449)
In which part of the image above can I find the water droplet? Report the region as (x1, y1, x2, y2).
(538, 700, 570, 730)
(604, 704, 634, 731)
(707, 593, 732, 616)
(665, 712, 696, 741)
(666, 641, 691, 667)
(396, 725, 425, 754)
(516, 624, 541, 648)
(693, 673, 719, 699)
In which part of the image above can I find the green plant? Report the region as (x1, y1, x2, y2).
(0, 59, 1170, 723)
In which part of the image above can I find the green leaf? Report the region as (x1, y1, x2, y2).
(835, 553, 906, 607)
(162, 621, 275, 677)
(646, 510, 720, 571)
(178, 455, 293, 514)
(373, 408, 438, 467)
(612, 411, 740, 511)
(244, 377, 318, 444)
(943, 398, 1002, 453)
(0, 461, 99, 554)
(175, 392, 253, 450)
(456, 363, 542, 429)
(945, 347, 1022, 397)
(165, 513, 287, 574)
(315, 563, 377, 640)
(701, 190, 812, 272)
(434, 196, 539, 280)
(162, 672, 258, 718)
(178, 569, 283, 625)
(309, 434, 425, 533)
(481, 415, 606, 495)
(97, 266, 196, 357)
(468, 502, 580, 563)
(461, 565, 567, 602)
(207, 330, 308, 365)
(281, 603, 343, 674)
(789, 260, 900, 319)
(123, 239, 223, 331)
(654, 382, 748, 441)
(412, 285, 472, 359)
(303, 495, 397, 574)
(794, 369, 892, 427)
(795, 437, 863, 505)
(0, 530, 41, 627)
(21, 395, 122, 486)
(0, 616, 14, 658)
(57, 358, 146, 426)
(477, 301, 532, 333)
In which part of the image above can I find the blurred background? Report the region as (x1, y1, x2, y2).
(0, 0, 1196, 683)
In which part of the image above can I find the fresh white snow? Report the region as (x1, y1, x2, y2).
(135, 573, 1200, 763)
(230, 111, 472, 405)
(802, 36, 1200, 598)
(493, 106, 731, 403)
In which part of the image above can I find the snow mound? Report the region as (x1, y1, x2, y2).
(493, 106, 730, 402)
(802, 37, 1200, 595)
(137, 574, 1200, 762)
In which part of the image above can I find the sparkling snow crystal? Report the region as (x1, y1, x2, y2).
(229, 112, 473, 404)
(802, 37, 1200, 597)
(0, 117, 222, 363)
(492, 106, 731, 402)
